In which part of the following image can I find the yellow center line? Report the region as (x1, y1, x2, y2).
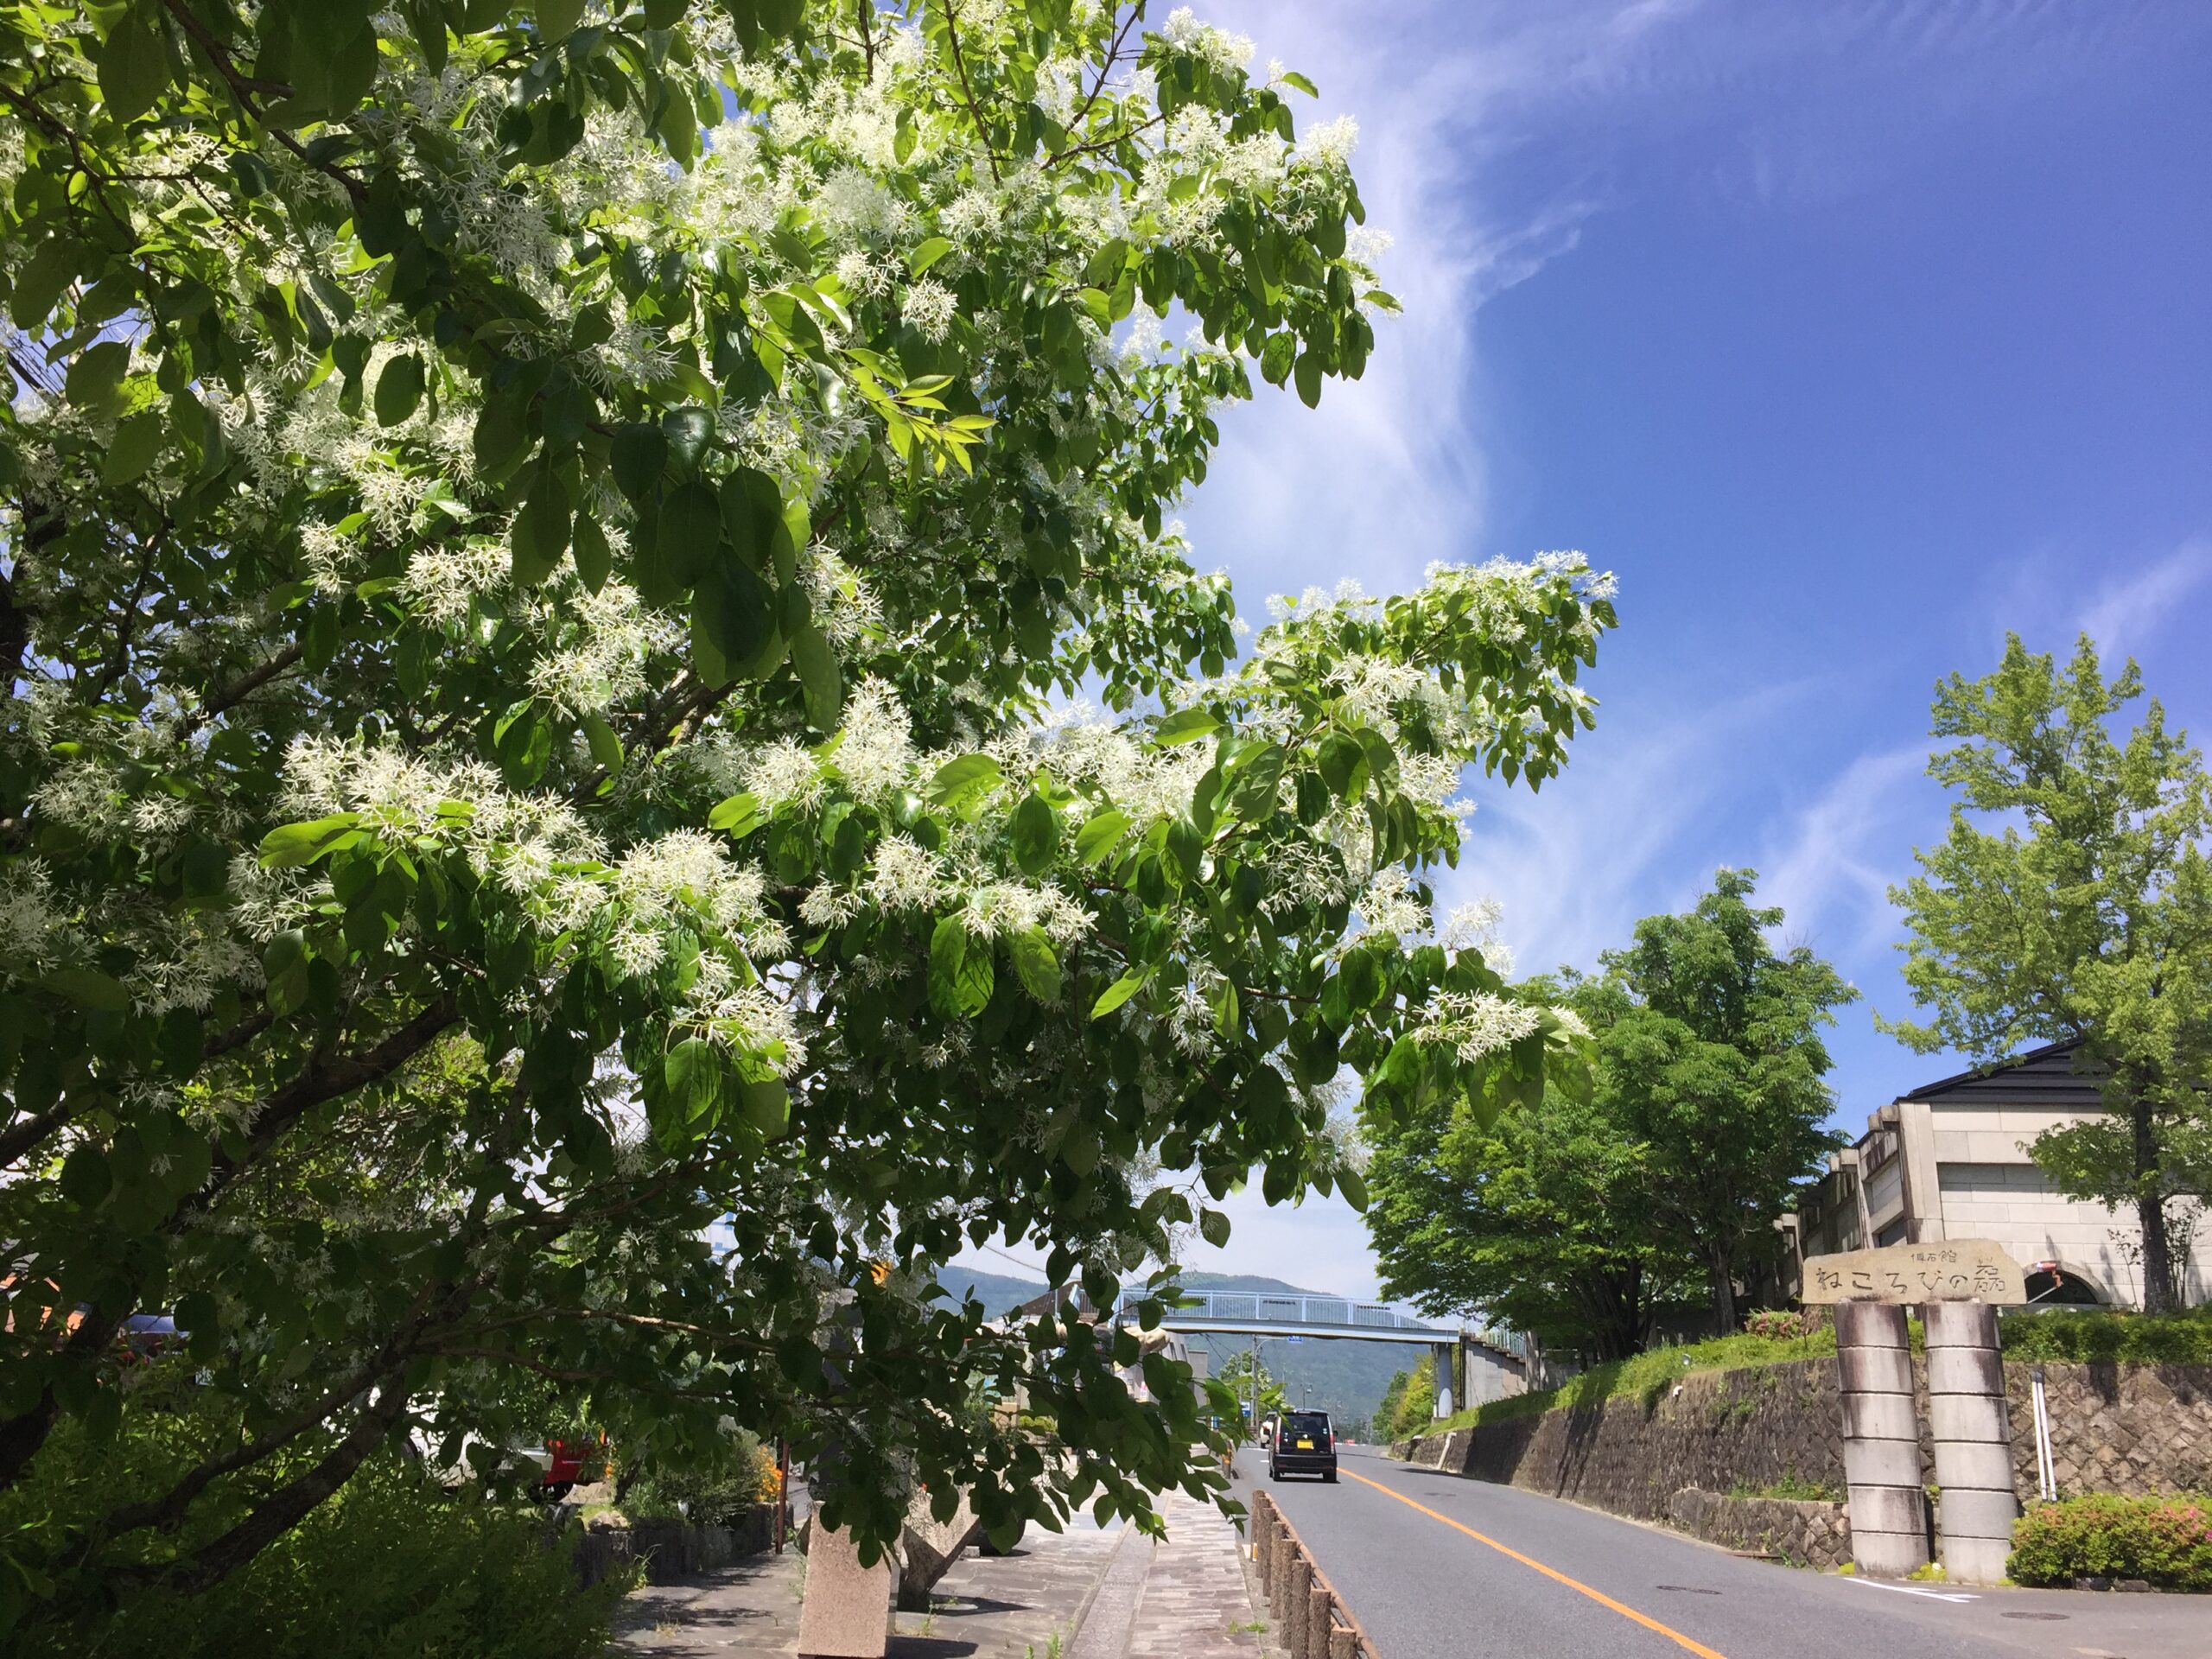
(1340, 1468, 1730, 1659)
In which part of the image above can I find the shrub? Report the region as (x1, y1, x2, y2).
(1745, 1309, 1805, 1341)
(2008, 1495, 2212, 1590)
(623, 1431, 775, 1528)
(1999, 1306, 2212, 1364)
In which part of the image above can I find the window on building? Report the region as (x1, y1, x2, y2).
(1875, 1219, 1907, 1248)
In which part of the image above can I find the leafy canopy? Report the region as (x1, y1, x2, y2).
(0, 0, 1615, 1629)
(1885, 634, 2212, 1311)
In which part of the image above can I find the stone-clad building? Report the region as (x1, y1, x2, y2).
(1779, 1041, 2209, 1309)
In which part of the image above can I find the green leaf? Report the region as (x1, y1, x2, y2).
(37, 968, 130, 1013)
(510, 469, 571, 587)
(791, 623, 842, 733)
(1335, 1165, 1370, 1213)
(535, 0, 587, 39)
(611, 423, 669, 500)
(740, 1076, 791, 1138)
(1317, 731, 1369, 799)
(1073, 809, 1128, 865)
(658, 481, 721, 588)
(66, 341, 130, 416)
(10, 239, 79, 330)
(258, 814, 362, 869)
(373, 353, 425, 426)
(1279, 70, 1319, 96)
(1010, 926, 1062, 1003)
(927, 916, 994, 1019)
(98, 8, 169, 124)
(102, 412, 166, 485)
(1090, 966, 1150, 1020)
(926, 753, 1002, 811)
(1010, 794, 1058, 877)
(664, 1039, 721, 1123)
(708, 792, 765, 837)
(1198, 1207, 1231, 1248)
(572, 512, 612, 592)
(1154, 707, 1221, 746)
(582, 712, 623, 774)
(907, 237, 955, 276)
(60, 1145, 111, 1208)
(1294, 350, 1323, 409)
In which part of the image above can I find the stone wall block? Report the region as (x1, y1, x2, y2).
(1926, 1348, 2004, 1396)
(1834, 1301, 1910, 1350)
(1938, 1488, 2020, 1542)
(1841, 1392, 1917, 1441)
(1836, 1345, 1912, 1395)
(1842, 1437, 1919, 1489)
(1847, 1483, 1927, 1538)
(1934, 1439, 2014, 1492)
(1929, 1393, 2010, 1443)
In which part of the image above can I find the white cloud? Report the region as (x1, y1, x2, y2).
(2079, 538, 2212, 662)
(1756, 743, 1928, 962)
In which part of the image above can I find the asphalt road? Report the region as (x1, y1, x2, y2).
(1239, 1445, 2205, 1659)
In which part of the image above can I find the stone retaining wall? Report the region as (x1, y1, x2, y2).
(1389, 1357, 2212, 1558)
(1665, 1489, 1851, 1569)
(2005, 1363, 2212, 1499)
(573, 1504, 778, 1587)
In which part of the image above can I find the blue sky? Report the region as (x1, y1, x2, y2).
(1128, 0, 2212, 1303)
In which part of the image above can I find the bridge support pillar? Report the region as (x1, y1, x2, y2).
(1431, 1343, 1453, 1418)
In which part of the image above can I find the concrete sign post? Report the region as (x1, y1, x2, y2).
(1834, 1301, 1929, 1578)
(1925, 1301, 2019, 1584)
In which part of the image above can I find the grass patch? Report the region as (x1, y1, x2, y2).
(1419, 1330, 1839, 1437)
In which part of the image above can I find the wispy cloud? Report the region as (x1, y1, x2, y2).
(1757, 743, 1928, 964)
(2079, 537, 2212, 661)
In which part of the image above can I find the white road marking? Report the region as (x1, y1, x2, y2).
(1839, 1576, 1980, 1604)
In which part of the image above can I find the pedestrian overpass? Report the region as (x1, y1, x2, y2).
(1108, 1290, 1541, 1417)
(1109, 1288, 1452, 1344)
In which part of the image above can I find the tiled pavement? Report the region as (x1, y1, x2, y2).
(612, 1487, 1267, 1659)
(1118, 1489, 1269, 1659)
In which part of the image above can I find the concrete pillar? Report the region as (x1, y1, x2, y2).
(1925, 1300, 2018, 1584)
(1835, 1300, 1928, 1578)
(1252, 1500, 1273, 1578)
(1432, 1342, 1453, 1418)
(1285, 1557, 1311, 1656)
(1306, 1584, 1333, 1659)
(1329, 1630, 1356, 1659)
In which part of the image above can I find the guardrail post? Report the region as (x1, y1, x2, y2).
(1306, 1584, 1332, 1659)
(1285, 1556, 1310, 1656)
(1328, 1628, 1355, 1659)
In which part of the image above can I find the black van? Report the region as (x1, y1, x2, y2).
(1268, 1409, 1338, 1483)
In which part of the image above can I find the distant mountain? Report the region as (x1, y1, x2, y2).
(931, 1265, 1046, 1319)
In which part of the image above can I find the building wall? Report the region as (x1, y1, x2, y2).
(1922, 1097, 2212, 1306)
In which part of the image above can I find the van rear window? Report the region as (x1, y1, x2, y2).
(1284, 1412, 1330, 1438)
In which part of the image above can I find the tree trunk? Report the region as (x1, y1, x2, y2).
(2134, 1097, 2178, 1313)
(1710, 1248, 1737, 1334)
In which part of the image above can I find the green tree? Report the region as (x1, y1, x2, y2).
(1368, 879, 1850, 1347)
(1367, 1066, 1700, 1363)
(1211, 1346, 1286, 1438)
(1592, 870, 1853, 1331)
(1374, 1368, 1409, 1433)
(1389, 1357, 1433, 1435)
(0, 0, 1616, 1630)
(1885, 637, 2212, 1313)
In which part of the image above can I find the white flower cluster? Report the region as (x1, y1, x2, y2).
(1160, 7, 1254, 72)
(672, 951, 808, 1075)
(1411, 990, 1542, 1065)
(0, 860, 79, 972)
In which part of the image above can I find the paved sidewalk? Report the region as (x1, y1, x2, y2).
(1069, 1489, 1270, 1659)
(612, 1516, 1128, 1658)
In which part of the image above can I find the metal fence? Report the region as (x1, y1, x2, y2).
(1112, 1289, 1446, 1337)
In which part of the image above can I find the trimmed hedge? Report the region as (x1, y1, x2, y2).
(1998, 1306, 2212, 1363)
(2008, 1495, 2212, 1591)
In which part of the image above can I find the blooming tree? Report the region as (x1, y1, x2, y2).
(0, 0, 1614, 1618)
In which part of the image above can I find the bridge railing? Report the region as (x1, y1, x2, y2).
(1110, 1289, 1446, 1336)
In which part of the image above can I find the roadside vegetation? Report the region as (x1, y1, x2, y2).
(2008, 1495, 2212, 1591)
